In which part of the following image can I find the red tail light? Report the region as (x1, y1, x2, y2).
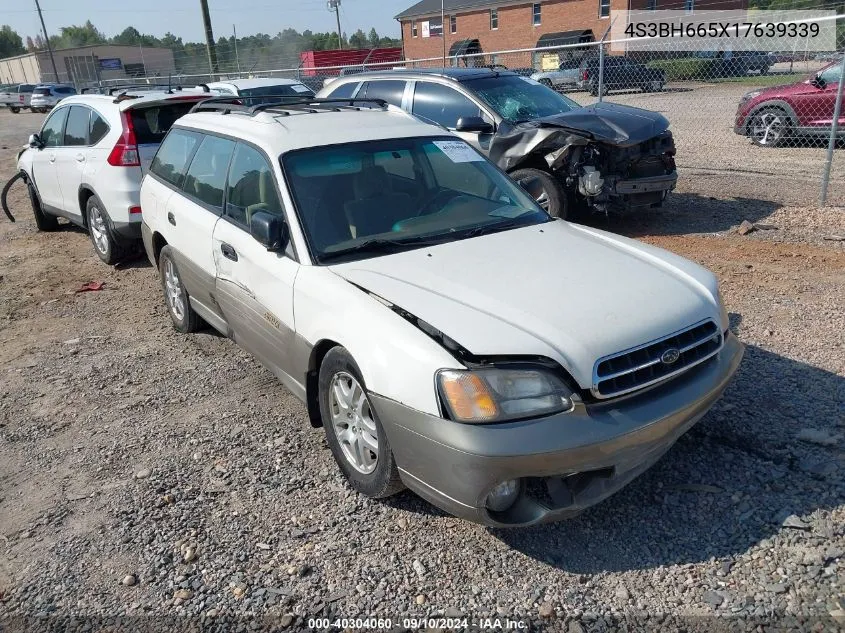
(129, 206, 142, 214)
(107, 110, 141, 167)
(582, 69, 589, 81)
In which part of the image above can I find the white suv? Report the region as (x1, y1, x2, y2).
(141, 97, 743, 527)
(16, 90, 206, 263)
(29, 84, 77, 112)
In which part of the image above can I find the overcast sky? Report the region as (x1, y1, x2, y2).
(1, 0, 412, 43)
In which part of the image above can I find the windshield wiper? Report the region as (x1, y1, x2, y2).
(459, 219, 534, 239)
(318, 235, 445, 263)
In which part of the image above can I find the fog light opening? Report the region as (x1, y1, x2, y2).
(485, 479, 522, 513)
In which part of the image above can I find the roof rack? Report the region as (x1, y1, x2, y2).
(108, 84, 183, 97)
(188, 96, 388, 116)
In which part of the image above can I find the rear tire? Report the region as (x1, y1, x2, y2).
(539, 78, 553, 89)
(318, 347, 404, 499)
(159, 245, 202, 333)
(86, 195, 127, 265)
(28, 181, 58, 231)
(9, 106, 20, 114)
(510, 167, 568, 220)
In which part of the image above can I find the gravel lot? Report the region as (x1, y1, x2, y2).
(0, 95, 843, 632)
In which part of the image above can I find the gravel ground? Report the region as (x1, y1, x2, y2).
(0, 101, 843, 633)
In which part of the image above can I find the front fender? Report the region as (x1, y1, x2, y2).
(293, 266, 464, 416)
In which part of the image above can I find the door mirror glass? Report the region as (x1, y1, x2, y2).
(250, 210, 289, 252)
(28, 133, 42, 148)
(455, 116, 494, 133)
(811, 74, 826, 88)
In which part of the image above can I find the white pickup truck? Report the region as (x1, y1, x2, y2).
(1, 84, 35, 113)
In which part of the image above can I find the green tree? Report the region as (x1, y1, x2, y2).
(50, 20, 106, 49)
(0, 25, 26, 58)
(349, 29, 368, 49)
(368, 28, 380, 48)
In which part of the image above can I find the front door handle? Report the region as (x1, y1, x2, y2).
(75, 153, 85, 162)
(221, 243, 238, 262)
(48, 154, 55, 163)
(167, 211, 175, 226)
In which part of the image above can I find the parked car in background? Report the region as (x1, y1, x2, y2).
(318, 68, 677, 218)
(322, 66, 368, 89)
(30, 84, 77, 112)
(531, 59, 583, 91)
(734, 61, 844, 147)
(695, 50, 770, 77)
(579, 57, 666, 96)
(1, 83, 36, 113)
(15, 90, 207, 263)
(140, 96, 742, 527)
(198, 78, 314, 105)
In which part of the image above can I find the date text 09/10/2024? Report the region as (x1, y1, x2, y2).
(307, 617, 529, 630)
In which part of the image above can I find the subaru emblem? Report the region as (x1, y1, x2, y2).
(661, 348, 681, 365)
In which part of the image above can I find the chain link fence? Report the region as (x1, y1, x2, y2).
(89, 14, 845, 209)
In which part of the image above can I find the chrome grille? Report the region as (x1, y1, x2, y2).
(592, 320, 722, 399)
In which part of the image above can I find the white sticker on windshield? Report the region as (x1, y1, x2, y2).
(433, 140, 484, 163)
(291, 84, 310, 93)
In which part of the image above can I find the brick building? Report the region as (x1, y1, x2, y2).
(395, 0, 748, 62)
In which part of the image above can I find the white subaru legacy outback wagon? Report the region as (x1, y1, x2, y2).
(16, 90, 206, 263)
(140, 97, 743, 527)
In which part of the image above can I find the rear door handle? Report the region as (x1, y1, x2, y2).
(75, 154, 85, 162)
(221, 243, 238, 262)
(48, 154, 55, 163)
(167, 211, 175, 226)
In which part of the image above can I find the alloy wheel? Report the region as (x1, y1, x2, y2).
(88, 204, 109, 255)
(164, 259, 185, 322)
(329, 371, 379, 474)
(751, 111, 786, 146)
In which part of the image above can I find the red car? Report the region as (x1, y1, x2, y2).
(734, 62, 844, 147)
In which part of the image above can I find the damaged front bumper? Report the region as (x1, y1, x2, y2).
(371, 332, 743, 527)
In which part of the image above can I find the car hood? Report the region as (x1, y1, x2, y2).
(329, 221, 719, 390)
(490, 102, 671, 170)
(753, 79, 818, 98)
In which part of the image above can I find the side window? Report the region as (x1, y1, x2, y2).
(63, 106, 90, 146)
(89, 110, 109, 144)
(819, 65, 841, 85)
(40, 107, 69, 147)
(182, 134, 236, 210)
(150, 128, 202, 188)
(225, 143, 284, 227)
(412, 82, 481, 129)
(374, 148, 415, 180)
(327, 81, 358, 99)
(361, 80, 406, 107)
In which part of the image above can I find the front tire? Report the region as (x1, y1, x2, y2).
(318, 347, 403, 499)
(510, 167, 568, 220)
(86, 195, 127, 264)
(158, 245, 201, 333)
(749, 108, 790, 147)
(28, 181, 58, 231)
(9, 106, 20, 114)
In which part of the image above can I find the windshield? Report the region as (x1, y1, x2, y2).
(467, 75, 581, 123)
(283, 136, 549, 264)
(238, 84, 314, 106)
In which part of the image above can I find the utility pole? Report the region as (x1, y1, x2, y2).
(199, 0, 219, 76)
(441, 0, 446, 66)
(328, 0, 344, 50)
(34, 0, 59, 82)
(233, 25, 241, 74)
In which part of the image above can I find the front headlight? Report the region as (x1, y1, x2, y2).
(717, 288, 730, 333)
(437, 367, 574, 423)
(740, 90, 761, 104)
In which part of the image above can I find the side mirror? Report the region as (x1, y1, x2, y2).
(249, 210, 289, 252)
(811, 74, 826, 89)
(455, 116, 493, 134)
(517, 175, 545, 201)
(28, 133, 42, 148)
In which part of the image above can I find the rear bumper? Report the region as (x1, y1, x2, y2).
(371, 332, 744, 527)
(113, 220, 142, 241)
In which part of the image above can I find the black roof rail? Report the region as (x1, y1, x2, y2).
(188, 96, 388, 116)
(196, 83, 211, 92)
(107, 83, 183, 96)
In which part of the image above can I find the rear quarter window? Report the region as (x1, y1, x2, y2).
(130, 102, 197, 145)
(326, 81, 358, 99)
(149, 128, 202, 188)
